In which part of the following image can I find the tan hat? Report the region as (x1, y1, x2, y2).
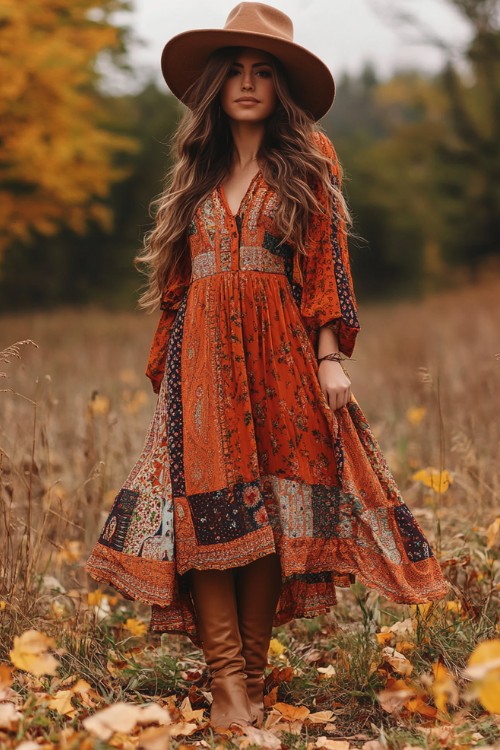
(161, 2, 335, 121)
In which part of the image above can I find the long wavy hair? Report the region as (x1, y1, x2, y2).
(135, 46, 352, 312)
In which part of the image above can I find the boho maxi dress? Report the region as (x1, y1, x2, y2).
(85, 131, 448, 646)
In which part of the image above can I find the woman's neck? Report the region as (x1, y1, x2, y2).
(228, 120, 265, 169)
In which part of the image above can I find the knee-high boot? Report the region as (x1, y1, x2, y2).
(189, 567, 254, 731)
(235, 553, 282, 727)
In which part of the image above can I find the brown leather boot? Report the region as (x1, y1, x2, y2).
(235, 553, 282, 727)
(189, 567, 254, 731)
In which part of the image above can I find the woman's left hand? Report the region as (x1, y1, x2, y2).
(317, 360, 352, 410)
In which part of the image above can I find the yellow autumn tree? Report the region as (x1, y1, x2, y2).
(0, 1, 137, 256)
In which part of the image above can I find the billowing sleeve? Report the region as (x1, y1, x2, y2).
(145, 266, 189, 394)
(298, 131, 360, 357)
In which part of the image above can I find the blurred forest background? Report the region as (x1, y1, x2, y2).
(0, 0, 499, 311)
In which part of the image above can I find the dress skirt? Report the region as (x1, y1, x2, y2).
(84, 131, 447, 647)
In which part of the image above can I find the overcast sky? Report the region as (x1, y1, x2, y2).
(118, 0, 471, 90)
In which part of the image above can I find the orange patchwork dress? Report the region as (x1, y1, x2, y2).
(85, 131, 447, 645)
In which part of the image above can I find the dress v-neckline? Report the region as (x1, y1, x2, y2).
(218, 169, 262, 218)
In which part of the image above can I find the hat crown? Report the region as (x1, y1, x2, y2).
(224, 2, 294, 42)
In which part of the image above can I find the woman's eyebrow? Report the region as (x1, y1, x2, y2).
(231, 61, 272, 67)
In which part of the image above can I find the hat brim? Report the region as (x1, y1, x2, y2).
(161, 28, 335, 121)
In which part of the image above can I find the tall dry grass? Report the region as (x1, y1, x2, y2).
(1, 277, 499, 628)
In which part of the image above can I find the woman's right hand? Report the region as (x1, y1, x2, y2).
(317, 359, 352, 410)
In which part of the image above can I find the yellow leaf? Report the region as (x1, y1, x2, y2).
(465, 639, 500, 714)
(268, 638, 286, 656)
(87, 589, 104, 606)
(47, 690, 76, 717)
(406, 406, 426, 425)
(9, 629, 60, 676)
(486, 517, 500, 549)
(124, 618, 148, 637)
(431, 662, 458, 714)
(89, 394, 110, 416)
(412, 467, 452, 493)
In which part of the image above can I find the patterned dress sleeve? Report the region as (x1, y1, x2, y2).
(145, 268, 189, 394)
(298, 131, 361, 357)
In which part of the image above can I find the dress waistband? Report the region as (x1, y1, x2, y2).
(191, 246, 288, 280)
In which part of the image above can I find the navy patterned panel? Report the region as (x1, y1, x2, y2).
(328, 177, 359, 330)
(166, 294, 189, 498)
(187, 480, 266, 546)
(394, 503, 433, 562)
(293, 571, 333, 584)
(333, 422, 345, 482)
(312, 484, 341, 539)
(99, 489, 139, 552)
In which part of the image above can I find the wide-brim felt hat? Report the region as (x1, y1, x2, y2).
(161, 2, 336, 121)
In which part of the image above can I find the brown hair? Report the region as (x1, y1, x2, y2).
(135, 46, 351, 311)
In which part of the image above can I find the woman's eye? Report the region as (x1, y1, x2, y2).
(227, 68, 239, 77)
(257, 70, 271, 78)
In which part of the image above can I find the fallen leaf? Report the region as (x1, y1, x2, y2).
(273, 702, 310, 721)
(239, 725, 282, 749)
(432, 661, 459, 714)
(404, 696, 437, 718)
(377, 683, 416, 714)
(307, 710, 335, 724)
(382, 647, 413, 676)
(47, 689, 76, 717)
(168, 721, 198, 737)
(179, 696, 206, 723)
(10, 629, 60, 676)
(315, 739, 350, 750)
(0, 702, 22, 730)
(137, 725, 170, 750)
(268, 638, 286, 656)
(83, 701, 171, 740)
(124, 618, 148, 636)
(464, 640, 500, 712)
(317, 665, 337, 678)
(412, 467, 452, 493)
(486, 517, 500, 549)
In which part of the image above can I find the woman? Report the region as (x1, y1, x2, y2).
(85, 2, 447, 734)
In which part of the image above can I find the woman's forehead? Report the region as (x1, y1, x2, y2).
(228, 46, 274, 64)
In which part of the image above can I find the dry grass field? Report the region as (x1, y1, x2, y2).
(0, 273, 499, 749)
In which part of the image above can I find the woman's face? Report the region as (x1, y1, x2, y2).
(219, 47, 278, 123)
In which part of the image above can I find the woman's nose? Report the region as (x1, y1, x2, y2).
(241, 70, 254, 89)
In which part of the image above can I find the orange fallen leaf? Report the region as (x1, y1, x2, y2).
(137, 724, 171, 750)
(47, 690, 76, 717)
(273, 702, 310, 721)
(405, 696, 438, 718)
